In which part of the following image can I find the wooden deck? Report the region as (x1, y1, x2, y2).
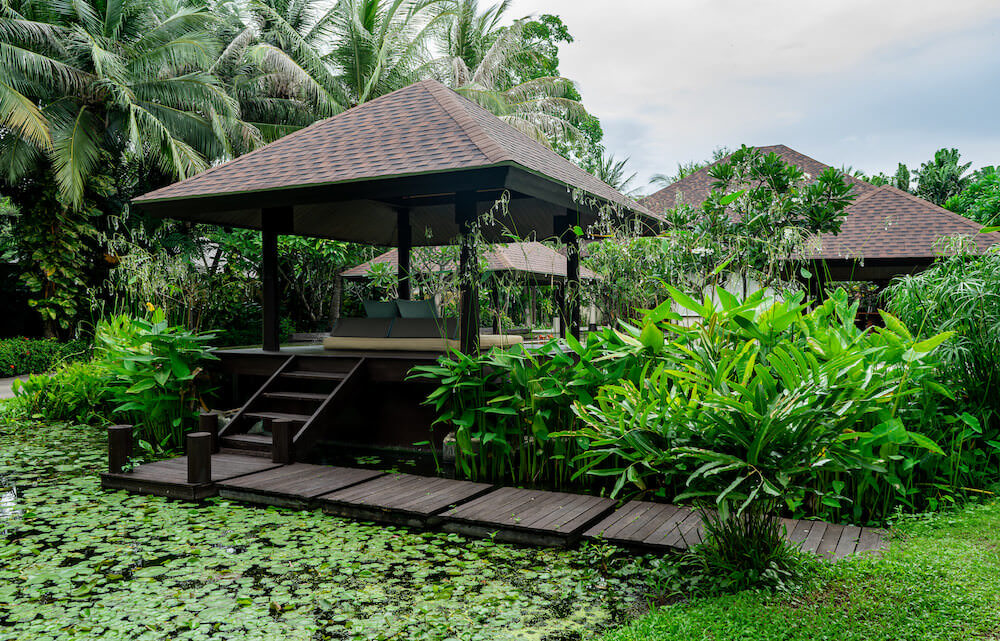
(101, 453, 887, 558)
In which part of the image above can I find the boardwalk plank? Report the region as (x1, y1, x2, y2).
(834, 525, 863, 560)
(816, 523, 846, 560)
(855, 527, 886, 555)
(217, 463, 383, 500)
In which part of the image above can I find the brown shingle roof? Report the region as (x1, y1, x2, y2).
(640, 145, 1000, 260)
(341, 242, 599, 282)
(135, 79, 646, 216)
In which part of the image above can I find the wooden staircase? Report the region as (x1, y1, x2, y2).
(219, 355, 365, 456)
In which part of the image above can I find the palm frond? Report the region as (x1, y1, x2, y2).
(0, 80, 51, 148)
(49, 104, 101, 207)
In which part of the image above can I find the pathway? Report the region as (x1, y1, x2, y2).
(102, 453, 888, 560)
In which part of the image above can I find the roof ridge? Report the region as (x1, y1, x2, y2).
(422, 80, 510, 164)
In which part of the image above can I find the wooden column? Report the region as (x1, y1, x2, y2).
(556, 208, 581, 341)
(108, 424, 133, 474)
(261, 211, 280, 352)
(490, 276, 502, 335)
(186, 432, 212, 484)
(396, 208, 412, 300)
(456, 191, 480, 354)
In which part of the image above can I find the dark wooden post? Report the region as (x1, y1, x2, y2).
(555, 209, 581, 341)
(199, 412, 220, 453)
(271, 418, 295, 464)
(108, 424, 133, 473)
(187, 432, 212, 484)
(261, 207, 291, 352)
(397, 208, 412, 301)
(456, 191, 480, 353)
(490, 276, 501, 335)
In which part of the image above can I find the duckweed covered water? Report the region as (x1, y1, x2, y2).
(0, 421, 655, 640)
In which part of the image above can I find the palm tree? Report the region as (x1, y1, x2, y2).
(326, 0, 448, 107)
(589, 150, 638, 195)
(436, 2, 590, 147)
(917, 148, 972, 206)
(210, 0, 350, 142)
(0, 0, 249, 208)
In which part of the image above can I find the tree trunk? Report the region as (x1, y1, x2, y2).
(329, 274, 343, 329)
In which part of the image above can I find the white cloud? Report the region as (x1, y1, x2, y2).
(510, 0, 1000, 187)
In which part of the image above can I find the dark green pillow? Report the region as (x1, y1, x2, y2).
(396, 299, 437, 319)
(364, 300, 398, 318)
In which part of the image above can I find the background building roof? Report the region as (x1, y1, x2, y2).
(640, 144, 1000, 261)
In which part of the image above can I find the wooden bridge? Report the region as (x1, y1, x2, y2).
(100, 425, 886, 560)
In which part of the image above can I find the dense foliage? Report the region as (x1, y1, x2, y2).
(94, 309, 217, 450)
(567, 287, 948, 524)
(417, 286, 985, 526)
(0, 337, 89, 377)
(886, 252, 1000, 494)
(586, 147, 855, 323)
(9, 361, 115, 425)
(0, 0, 600, 336)
(945, 166, 1000, 226)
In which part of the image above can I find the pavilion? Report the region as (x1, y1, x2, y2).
(133, 79, 658, 354)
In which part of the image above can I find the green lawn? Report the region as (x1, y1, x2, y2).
(604, 502, 1000, 641)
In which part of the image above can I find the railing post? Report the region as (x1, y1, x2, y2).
(199, 411, 220, 453)
(272, 418, 295, 464)
(108, 424, 133, 473)
(187, 432, 213, 484)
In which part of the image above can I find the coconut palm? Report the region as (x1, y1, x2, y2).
(210, 0, 350, 141)
(326, 0, 449, 107)
(0, 0, 250, 208)
(589, 150, 638, 194)
(436, 2, 589, 147)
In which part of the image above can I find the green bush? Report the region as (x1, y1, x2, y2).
(567, 287, 950, 523)
(0, 338, 90, 377)
(411, 327, 659, 487)
(96, 309, 217, 451)
(9, 361, 115, 425)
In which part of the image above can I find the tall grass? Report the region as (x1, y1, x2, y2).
(885, 251, 1000, 507)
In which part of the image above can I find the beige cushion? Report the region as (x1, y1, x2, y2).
(322, 333, 523, 352)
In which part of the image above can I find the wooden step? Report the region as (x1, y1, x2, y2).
(280, 371, 348, 381)
(220, 433, 272, 455)
(245, 411, 312, 424)
(262, 391, 330, 402)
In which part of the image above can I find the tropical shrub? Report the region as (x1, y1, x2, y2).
(886, 252, 1000, 504)
(9, 361, 115, 425)
(566, 287, 950, 524)
(411, 328, 665, 486)
(95, 309, 217, 451)
(0, 338, 90, 377)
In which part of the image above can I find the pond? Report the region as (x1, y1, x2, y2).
(0, 421, 657, 640)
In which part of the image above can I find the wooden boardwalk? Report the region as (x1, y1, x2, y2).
(101, 453, 886, 559)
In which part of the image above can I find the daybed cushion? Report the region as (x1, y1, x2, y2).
(332, 317, 393, 338)
(389, 318, 458, 339)
(396, 299, 438, 318)
(364, 300, 398, 318)
(322, 333, 523, 352)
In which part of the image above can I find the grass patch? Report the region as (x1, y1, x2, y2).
(603, 501, 1000, 641)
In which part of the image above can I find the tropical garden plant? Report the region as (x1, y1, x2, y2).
(95, 308, 217, 450)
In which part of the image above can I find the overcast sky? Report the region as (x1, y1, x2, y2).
(510, 1, 1000, 191)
